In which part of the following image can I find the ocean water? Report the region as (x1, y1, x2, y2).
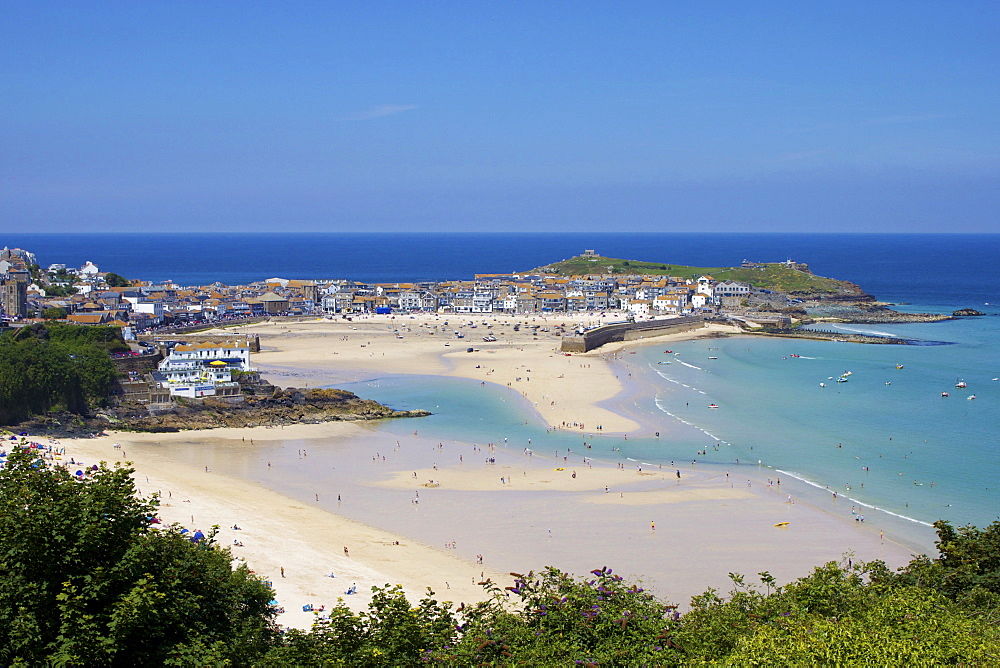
(6, 233, 999, 533)
(6, 233, 1000, 303)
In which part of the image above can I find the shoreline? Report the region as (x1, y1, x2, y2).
(241, 314, 741, 435)
(53, 425, 509, 631)
(50, 418, 927, 633)
(31, 314, 940, 629)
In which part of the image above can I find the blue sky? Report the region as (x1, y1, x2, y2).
(2, 1, 998, 233)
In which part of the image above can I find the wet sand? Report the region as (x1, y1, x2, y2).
(47, 314, 932, 629)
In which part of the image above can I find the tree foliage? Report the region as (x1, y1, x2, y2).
(1, 441, 998, 664)
(262, 584, 457, 666)
(0, 445, 277, 665)
(41, 306, 68, 320)
(104, 272, 131, 287)
(0, 323, 125, 424)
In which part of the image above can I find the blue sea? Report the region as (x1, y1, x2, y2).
(7, 233, 1000, 535)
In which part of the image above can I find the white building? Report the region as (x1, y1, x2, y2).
(156, 341, 252, 397)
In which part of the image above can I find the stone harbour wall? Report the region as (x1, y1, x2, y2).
(561, 315, 705, 353)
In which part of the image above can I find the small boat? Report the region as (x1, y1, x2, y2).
(664, 350, 673, 353)
(657, 361, 671, 365)
(789, 354, 800, 358)
(885, 381, 891, 385)
(819, 382, 826, 387)
(708, 404, 719, 409)
(968, 395, 976, 400)
(837, 377, 848, 383)
(774, 522, 790, 528)
(956, 380, 967, 388)
(708, 356, 718, 360)
(941, 391, 949, 397)
(896, 364, 904, 369)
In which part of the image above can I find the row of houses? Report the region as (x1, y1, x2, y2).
(5, 249, 772, 326)
(319, 274, 755, 317)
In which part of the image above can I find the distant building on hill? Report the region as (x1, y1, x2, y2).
(1, 271, 29, 319)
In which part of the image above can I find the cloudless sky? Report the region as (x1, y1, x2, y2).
(2, 1, 998, 232)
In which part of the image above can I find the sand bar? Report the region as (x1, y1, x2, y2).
(30, 314, 936, 629)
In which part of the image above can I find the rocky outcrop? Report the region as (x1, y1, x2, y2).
(952, 308, 985, 316)
(802, 302, 951, 324)
(7, 386, 429, 436)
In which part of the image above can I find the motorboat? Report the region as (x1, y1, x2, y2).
(708, 404, 719, 409)
(956, 380, 967, 388)
(940, 391, 949, 397)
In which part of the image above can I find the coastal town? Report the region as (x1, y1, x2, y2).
(1, 244, 953, 405)
(2, 245, 813, 329)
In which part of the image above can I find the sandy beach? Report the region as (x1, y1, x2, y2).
(243, 313, 739, 434)
(40, 314, 934, 630)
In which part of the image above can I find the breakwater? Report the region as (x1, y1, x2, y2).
(561, 315, 705, 353)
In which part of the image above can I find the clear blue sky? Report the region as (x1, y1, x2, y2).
(2, 1, 998, 233)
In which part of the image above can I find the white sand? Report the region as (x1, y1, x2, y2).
(27, 314, 932, 630)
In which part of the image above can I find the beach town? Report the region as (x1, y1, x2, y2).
(0, 246, 940, 631)
(6, 309, 925, 632)
(2, 246, 826, 330)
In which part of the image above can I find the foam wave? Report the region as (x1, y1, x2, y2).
(773, 469, 933, 527)
(829, 324, 898, 338)
(652, 395, 720, 441)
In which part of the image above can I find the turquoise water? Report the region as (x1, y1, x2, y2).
(628, 317, 999, 528)
(339, 313, 998, 534)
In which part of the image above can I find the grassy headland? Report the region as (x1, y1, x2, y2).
(527, 255, 869, 299)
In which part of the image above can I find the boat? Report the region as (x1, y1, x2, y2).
(819, 382, 826, 387)
(956, 380, 967, 388)
(789, 354, 800, 358)
(774, 522, 790, 528)
(837, 377, 848, 383)
(657, 361, 671, 365)
(708, 356, 718, 360)
(664, 350, 673, 353)
(968, 395, 976, 400)
(708, 404, 719, 409)
(896, 364, 904, 369)
(941, 391, 949, 397)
